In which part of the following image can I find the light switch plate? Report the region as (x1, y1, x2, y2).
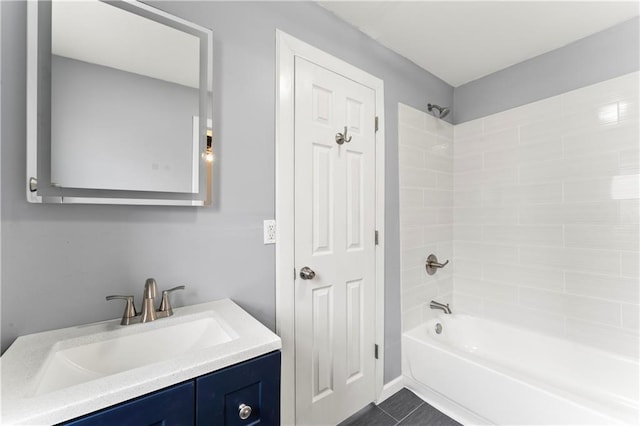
(263, 220, 276, 244)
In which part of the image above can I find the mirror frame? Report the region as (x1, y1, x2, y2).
(26, 0, 213, 206)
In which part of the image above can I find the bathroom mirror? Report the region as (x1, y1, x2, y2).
(26, 0, 213, 205)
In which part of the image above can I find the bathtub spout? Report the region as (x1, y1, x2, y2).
(430, 300, 452, 314)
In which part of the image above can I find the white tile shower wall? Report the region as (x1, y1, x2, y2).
(398, 104, 454, 332)
(452, 72, 640, 358)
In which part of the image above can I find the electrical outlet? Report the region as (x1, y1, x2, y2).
(263, 220, 276, 244)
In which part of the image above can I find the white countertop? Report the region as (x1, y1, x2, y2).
(1, 299, 281, 425)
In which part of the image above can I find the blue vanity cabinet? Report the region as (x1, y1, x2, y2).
(59, 351, 280, 426)
(196, 351, 281, 425)
(62, 382, 194, 426)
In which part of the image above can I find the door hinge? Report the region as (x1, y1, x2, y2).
(375, 230, 379, 245)
(294, 268, 296, 280)
(375, 116, 379, 132)
(374, 344, 379, 359)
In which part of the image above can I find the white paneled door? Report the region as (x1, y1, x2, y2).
(294, 57, 377, 425)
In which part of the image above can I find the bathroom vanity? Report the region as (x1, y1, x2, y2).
(0, 299, 281, 425)
(63, 351, 280, 425)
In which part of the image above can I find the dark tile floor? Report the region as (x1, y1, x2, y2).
(338, 388, 461, 426)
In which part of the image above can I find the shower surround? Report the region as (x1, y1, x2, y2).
(398, 104, 454, 332)
(399, 71, 639, 425)
(399, 71, 639, 358)
(452, 71, 639, 359)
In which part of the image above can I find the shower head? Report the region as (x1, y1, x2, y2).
(427, 103, 450, 119)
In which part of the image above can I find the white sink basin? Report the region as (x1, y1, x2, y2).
(1, 299, 281, 426)
(34, 316, 234, 396)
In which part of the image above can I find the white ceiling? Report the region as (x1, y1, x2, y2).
(318, 1, 640, 87)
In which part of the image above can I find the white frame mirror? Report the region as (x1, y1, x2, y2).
(26, 0, 213, 206)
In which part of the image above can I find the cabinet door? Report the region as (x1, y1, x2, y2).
(61, 382, 194, 426)
(196, 351, 281, 426)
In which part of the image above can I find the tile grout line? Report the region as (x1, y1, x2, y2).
(376, 400, 401, 421)
(384, 401, 425, 425)
(370, 405, 397, 425)
(393, 402, 425, 425)
(372, 405, 397, 424)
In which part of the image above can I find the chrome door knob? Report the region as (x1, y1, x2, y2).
(300, 266, 316, 280)
(238, 403, 252, 420)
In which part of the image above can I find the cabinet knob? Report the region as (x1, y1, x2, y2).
(238, 403, 252, 420)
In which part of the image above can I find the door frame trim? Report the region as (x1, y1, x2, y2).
(275, 30, 385, 425)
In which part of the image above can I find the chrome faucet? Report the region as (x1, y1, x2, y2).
(106, 278, 185, 325)
(140, 278, 158, 323)
(429, 300, 452, 314)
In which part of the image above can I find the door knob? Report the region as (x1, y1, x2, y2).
(300, 266, 316, 280)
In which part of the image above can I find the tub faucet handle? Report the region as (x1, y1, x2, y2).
(426, 254, 449, 275)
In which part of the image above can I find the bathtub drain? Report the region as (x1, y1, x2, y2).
(435, 323, 442, 334)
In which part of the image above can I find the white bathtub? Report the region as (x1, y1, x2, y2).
(402, 314, 639, 425)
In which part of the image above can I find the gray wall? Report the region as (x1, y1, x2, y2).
(0, 1, 453, 383)
(454, 17, 640, 124)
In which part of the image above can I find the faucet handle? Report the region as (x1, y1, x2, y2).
(426, 254, 450, 275)
(106, 295, 137, 325)
(159, 286, 185, 316)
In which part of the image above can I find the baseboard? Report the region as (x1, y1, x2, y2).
(376, 376, 404, 404)
(403, 375, 492, 425)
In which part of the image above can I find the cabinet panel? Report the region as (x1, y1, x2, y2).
(61, 382, 194, 426)
(196, 351, 281, 426)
